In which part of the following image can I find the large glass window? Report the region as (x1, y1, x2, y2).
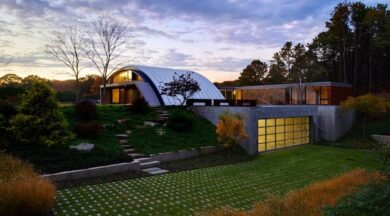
(258, 117, 310, 152)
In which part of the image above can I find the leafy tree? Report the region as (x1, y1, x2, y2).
(160, 72, 200, 106)
(10, 82, 72, 146)
(0, 74, 22, 85)
(341, 94, 390, 139)
(216, 112, 248, 147)
(238, 60, 268, 86)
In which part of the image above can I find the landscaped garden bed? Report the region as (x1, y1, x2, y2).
(52, 145, 386, 215)
(5, 104, 218, 174)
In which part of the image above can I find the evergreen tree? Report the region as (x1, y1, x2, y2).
(238, 60, 268, 86)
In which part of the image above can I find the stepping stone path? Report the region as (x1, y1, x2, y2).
(116, 115, 169, 175)
(152, 107, 170, 123)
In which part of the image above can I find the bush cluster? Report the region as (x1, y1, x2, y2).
(75, 100, 98, 121)
(73, 121, 102, 139)
(167, 108, 195, 132)
(206, 169, 386, 216)
(0, 154, 56, 216)
(9, 82, 72, 146)
(129, 97, 150, 114)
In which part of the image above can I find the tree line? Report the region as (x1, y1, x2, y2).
(220, 2, 390, 96)
(0, 73, 102, 102)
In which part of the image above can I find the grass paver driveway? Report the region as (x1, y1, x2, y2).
(52, 145, 383, 216)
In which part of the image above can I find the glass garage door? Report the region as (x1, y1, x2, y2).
(258, 117, 310, 152)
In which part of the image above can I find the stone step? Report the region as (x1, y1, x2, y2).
(140, 161, 160, 169)
(134, 157, 154, 163)
(142, 167, 169, 175)
(118, 140, 128, 145)
(124, 148, 136, 154)
(128, 153, 146, 159)
(116, 134, 129, 139)
(122, 144, 132, 148)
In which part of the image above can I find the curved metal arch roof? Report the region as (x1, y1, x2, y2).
(114, 65, 224, 105)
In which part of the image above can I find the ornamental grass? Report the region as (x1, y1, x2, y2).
(0, 154, 56, 216)
(206, 168, 386, 216)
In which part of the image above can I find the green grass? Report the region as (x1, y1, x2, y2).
(52, 145, 386, 216)
(7, 105, 141, 173)
(7, 105, 217, 173)
(127, 108, 217, 155)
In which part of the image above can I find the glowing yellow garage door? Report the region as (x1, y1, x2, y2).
(258, 117, 310, 152)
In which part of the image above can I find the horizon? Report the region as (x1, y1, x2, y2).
(0, 0, 387, 82)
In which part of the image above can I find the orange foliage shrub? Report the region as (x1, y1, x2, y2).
(0, 154, 56, 216)
(206, 169, 386, 216)
(216, 112, 248, 147)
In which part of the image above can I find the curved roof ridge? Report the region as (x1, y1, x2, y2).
(115, 65, 224, 105)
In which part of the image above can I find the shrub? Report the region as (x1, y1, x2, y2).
(0, 154, 56, 216)
(73, 121, 102, 139)
(167, 108, 195, 132)
(206, 169, 385, 216)
(9, 82, 72, 146)
(130, 97, 150, 114)
(341, 94, 390, 138)
(216, 112, 248, 147)
(325, 183, 390, 216)
(0, 100, 18, 120)
(75, 100, 98, 121)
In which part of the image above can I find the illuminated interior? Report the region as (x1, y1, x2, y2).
(112, 70, 143, 83)
(112, 88, 120, 103)
(258, 117, 310, 152)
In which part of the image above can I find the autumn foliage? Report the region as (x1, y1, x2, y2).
(205, 169, 386, 216)
(216, 112, 248, 147)
(0, 154, 56, 216)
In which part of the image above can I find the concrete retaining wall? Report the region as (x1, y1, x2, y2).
(150, 146, 220, 162)
(372, 134, 390, 145)
(42, 161, 140, 182)
(191, 105, 318, 155)
(317, 106, 356, 142)
(43, 146, 220, 181)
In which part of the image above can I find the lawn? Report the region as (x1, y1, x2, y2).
(6, 105, 217, 173)
(52, 145, 385, 216)
(127, 107, 217, 155)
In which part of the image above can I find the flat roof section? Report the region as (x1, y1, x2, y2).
(218, 81, 352, 90)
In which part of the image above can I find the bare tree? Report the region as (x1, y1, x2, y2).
(84, 15, 132, 103)
(47, 26, 86, 102)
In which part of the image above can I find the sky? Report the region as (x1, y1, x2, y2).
(0, 0, 387, 82)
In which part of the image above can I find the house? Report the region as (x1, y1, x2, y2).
(100, 65, 224, 106)
(218, 82, 353, 105)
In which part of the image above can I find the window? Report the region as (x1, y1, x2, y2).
(320, 87, 329, 105)
(112, 88, 120, 103)
(258, 116, 310, 152)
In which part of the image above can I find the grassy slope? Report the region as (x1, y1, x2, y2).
(127, 108, 217, 155)
(53, 145, 386, 215)
(7, 105, 217, 173)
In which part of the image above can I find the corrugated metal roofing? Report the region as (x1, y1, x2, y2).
(115, 65, 224, 106)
